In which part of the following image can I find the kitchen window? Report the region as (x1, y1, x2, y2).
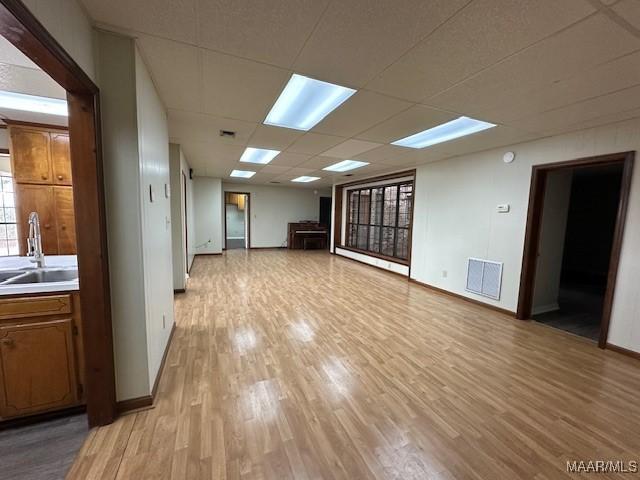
(0, 172, 18, 256)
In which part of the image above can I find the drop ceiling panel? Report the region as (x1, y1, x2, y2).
(286, 133, 346, 155)
(312, 90, 412, 137)
(247, 125, 303, 150)
(201, 49, 290, 122)
(511, 84, 640, 134)
(351, 145, 411, 164)
(356, 105, 456, 144)
(292, 0, 469, 86)
(366, 0, 595, 101)
(0, 63, 65, 99)
(0, 36, 39, 69)
(613, 0, 640, 29)
(432, 126, 539, 157)
(196, 0, 329, 67)
(269, 152, 312, 167)
(322, 139, 382, 159)
(137, 35, 201, 112)
(477, 50, 640, 124)
(82, 0, 198, 44)
(168, 110, 256, 146)
(299, 156, 340, 170)
(428, 14, 640, 120)
(259, 165, 291, 174)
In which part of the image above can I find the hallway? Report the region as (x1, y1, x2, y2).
(68, 250, 640, 479)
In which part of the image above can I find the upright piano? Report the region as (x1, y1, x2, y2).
(287, 222, 328, 249)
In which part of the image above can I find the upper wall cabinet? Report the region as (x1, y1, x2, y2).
(50, 133, 72, 186)
(9, 128, 53, 184)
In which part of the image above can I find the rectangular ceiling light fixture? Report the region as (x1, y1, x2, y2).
(323, 159, 369, 172)
(264, 74, 356, 131)
(0, 90, 68, 116)
(291, 176, 320, 183)
(240, 147, 280, 164)
(230, 169, 256, 178)
(392, 116, 496, 149)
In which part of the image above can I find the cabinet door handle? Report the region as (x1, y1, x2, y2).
(1, 338, 14, 347)
(57, 175, 64, 180)
(61, 224, 66, 230)
(41, 174, 48, 180)
(44, 224, 51, 229)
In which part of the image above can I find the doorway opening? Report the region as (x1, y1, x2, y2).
(319, 196, 332, 237)
(517, 152, 634, 347)
(225, 192, 250, 250)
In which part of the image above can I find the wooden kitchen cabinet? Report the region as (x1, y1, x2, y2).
(15, 184, 58, 254)
(8, 127, 52, 185)
(9, 124, 76, 255)
(54, 187, 76, 254)
(50, 132, 72, 186)
(0, 293, 84, 421)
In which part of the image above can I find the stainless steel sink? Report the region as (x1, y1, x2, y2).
(0, 271, 27, 283)
(2, 269, 78, 284)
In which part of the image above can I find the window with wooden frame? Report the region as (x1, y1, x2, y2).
(0, 170, 18, 256)
(346, 180, 413, 261)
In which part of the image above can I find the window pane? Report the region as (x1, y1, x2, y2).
(396, 228, 409, 259)
(383, 186, 398, 226)
(5, 207, 15, 223)
(381, 227, 395, 257)
(369, 188, 384, 226)
(6, 224, 17, 240)
(358, 189, 370, 224)
(0, 239, 7, 256)
(7, 239, 18, 256)
(357, 225, 369, 250)
(3, 192, 14, 208)
(349, 191, 360, 224)
(348, 223, 357, 247)
(2, 177, 13, 193)
(398, 183, 413, 228)
(368, 226, 380, 253)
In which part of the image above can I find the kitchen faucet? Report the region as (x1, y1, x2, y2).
(26, 211, 45, 268)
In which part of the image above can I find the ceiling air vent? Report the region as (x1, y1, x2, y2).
(466, 258, 503, 300)
(219, 129, 236, 138)
(270, 181, 281, 184)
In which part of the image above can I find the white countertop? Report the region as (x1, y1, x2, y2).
(0, 255, 79, 296)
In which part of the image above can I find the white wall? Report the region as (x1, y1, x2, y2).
(169, 144, 194, 290)
(22, 0, 95, 80)
(193, 177, 223, 254)
(532, 170, 572, 314)
(222, 183, 330, 248)
(135, 47, 174, 390)
(96, 31, 149, 400)
(96, 30, 175, 400)
(410, 118, 640, 354)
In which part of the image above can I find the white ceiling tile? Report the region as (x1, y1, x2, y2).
(201, 49, 290, 122)
(270, 152, 311, 167)
(0, 36, 39, 69)
(299, 156, 339, 170)
(366, 0, 596, 101)
(427, 14, 640, 121)
(356, 105, 457, 144)
(82, 0, 198, 44)
(613, 0, 640, 29)
(0, 63, 65, 99)
(293, 0, 469, 87)
(510, 84, 640, 134)
(321, 139, 382, 159)
(168, 110, 256, 146)
(137, 35, 200, 112)
(196, 0, 329, 67)
(286, 133, 346, 155)
(247, 125, 304, 150)
(351, 145, 412, 164)
(259, 165, 291, 174)
(431, 126, 540, 157)
(312, 90, 412, 137)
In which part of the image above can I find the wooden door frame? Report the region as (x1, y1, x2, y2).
(0, 0, 116, 425)
(182, 171, 189, 274)
(516, 151, 634, 348)
(224, 192, 251, 250)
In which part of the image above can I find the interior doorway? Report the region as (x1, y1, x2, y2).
(0, 0, 115, 428)
(319, 196, 332, 236)
(517, 152, 634, 347)
(225, 192, 250, 250)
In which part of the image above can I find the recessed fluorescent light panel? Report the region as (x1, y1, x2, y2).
(239, 147, 280, 165)
(323, 159, 369, 172)
(230, 169, 256, 178)
(264, 74, 356, 131)
(291, 176, 320, 183)
(392, 116, 496, 149)
(0, 90, 68, 116)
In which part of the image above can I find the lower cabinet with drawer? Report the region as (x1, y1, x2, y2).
(0, 292, 84, 420)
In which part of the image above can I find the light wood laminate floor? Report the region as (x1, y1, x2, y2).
(68, 250, 640, 480)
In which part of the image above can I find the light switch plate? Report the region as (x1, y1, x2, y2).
(497, 204, 510, 213)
